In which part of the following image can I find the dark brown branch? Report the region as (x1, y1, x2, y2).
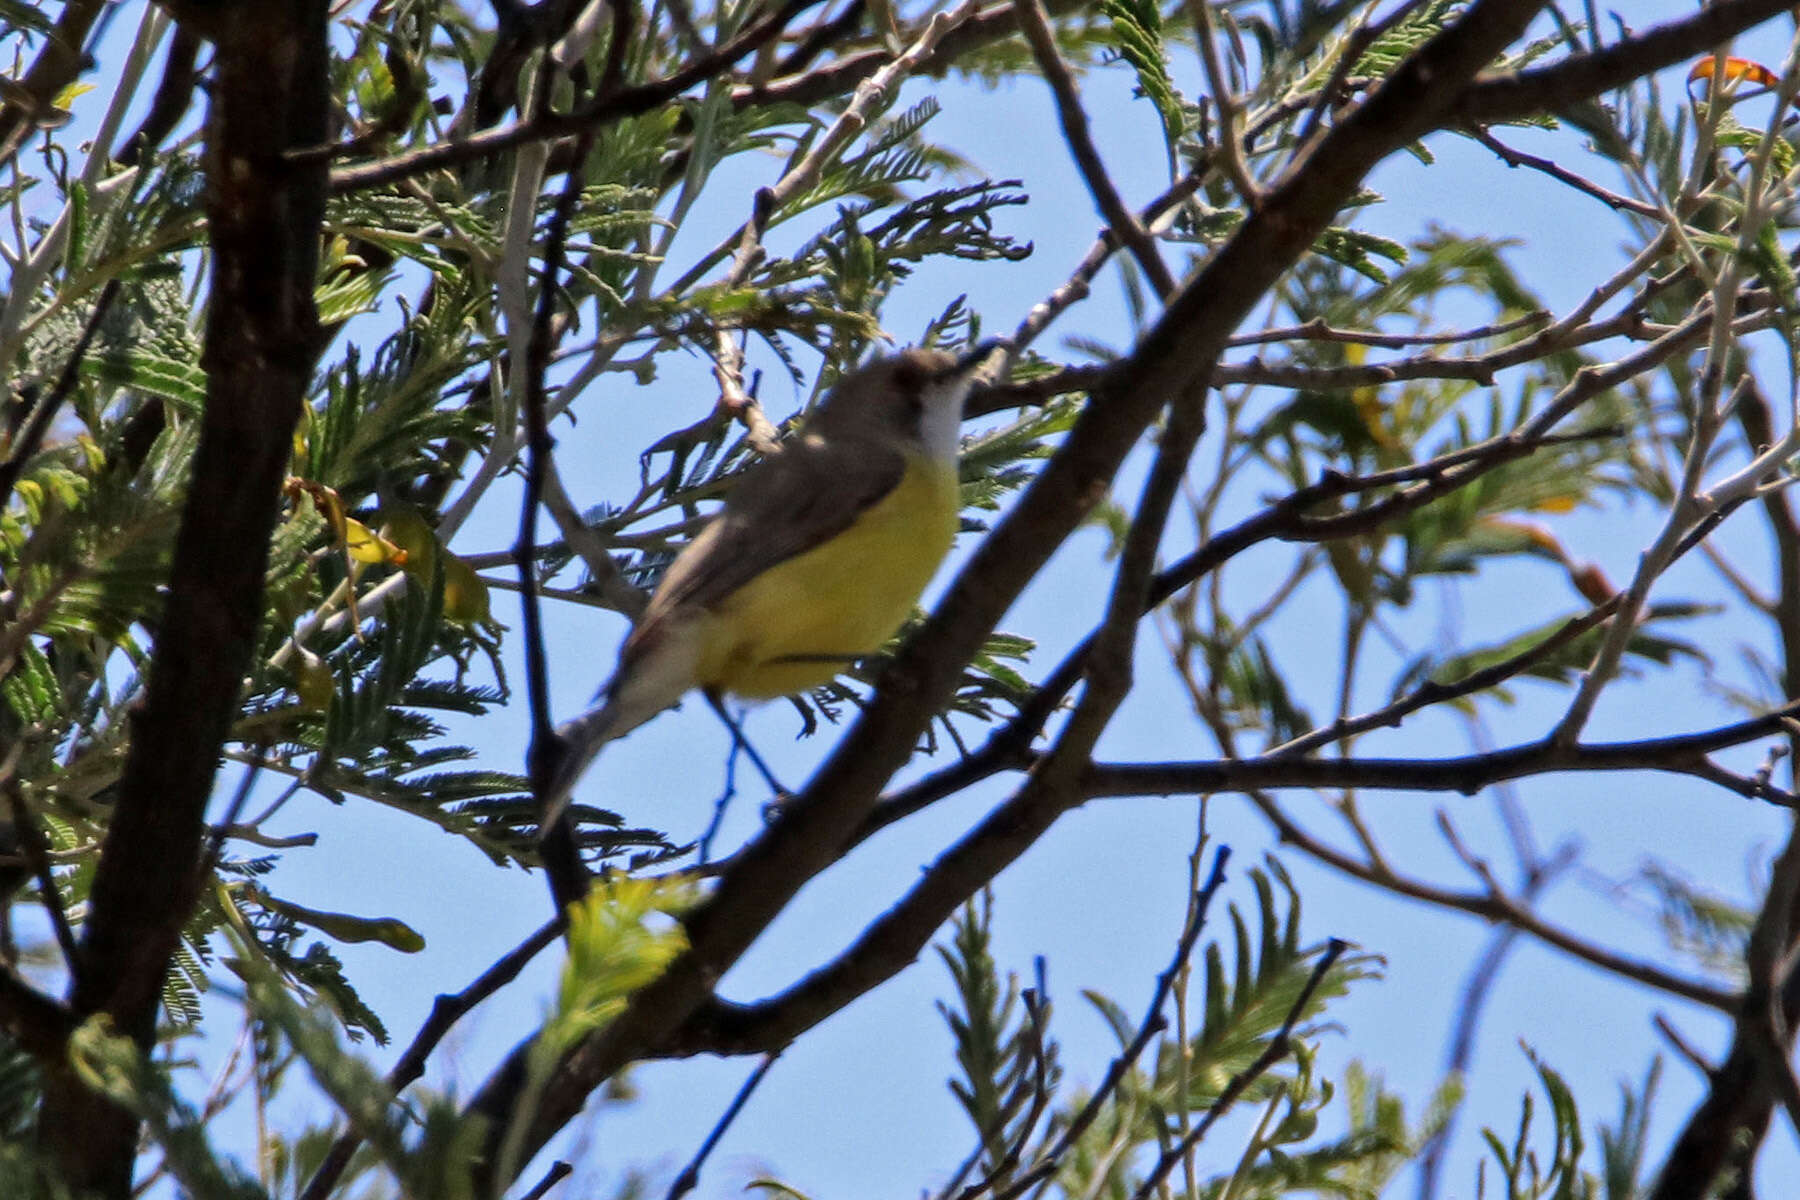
(0, 966, 73, 1062)
(7, 787, 79, 973)
(32, 4, 331, 1194)
(768, 0, 868, 79)
(1655, 1015, 1714, 1077)
(1452, 0, 1794, 125)
(1082, 702, 1800, 806)
(1648, 812, 1800, 1200)
(521, 131, 596, 916)
(1649, 1033, 1783, 1198)
(600, 0, 637, 96)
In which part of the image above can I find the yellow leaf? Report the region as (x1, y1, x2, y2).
(379, 507, 439, 579)
(1478, 515, 1563, 557)
(292, 649, 333, 713)
(1688, 56, 1780, 93)
(343, 517, 407, 565)
(443, 552, 490, 623)
(1568, 561, 1616, 605)
(250, 887, 426, 953)
(52, 81, 96, 110)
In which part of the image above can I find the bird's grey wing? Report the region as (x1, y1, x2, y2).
(579, 435, 906, 752)
(636, 435, 905, 628)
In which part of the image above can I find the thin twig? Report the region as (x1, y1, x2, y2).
(1085, 697, 1800, 808)
(326, 0, 828, 190)
(665, 1051, 784, 1200)
(1008, 171, 1205, 353)
(1224, 310, 1549, 348)
(1293, 0, 1427, 150)
(6, 785, 78, 973)
(1654, 1013, 1717, 1077)
(669, 0, 979, 298)
(983, 847, 1231, 1200)
(1191, 0, 1259, 208)
(297, 918, 566, 1200)
(1127, 941, 1349, 1200)
(1242, 789, 1736, 1011)
(1470, 126, 1662, 218)
(520, 1161, 574, 1200)
(518, 131, 598, 914)
(934, 959, 1056, 1200)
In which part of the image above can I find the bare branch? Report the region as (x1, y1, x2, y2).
(1083, 702, 1800, 807)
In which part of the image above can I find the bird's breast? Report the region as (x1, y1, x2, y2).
(697, 454, 959, 699)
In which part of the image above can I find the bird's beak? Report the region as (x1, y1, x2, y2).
(954, 337, 1008, 375)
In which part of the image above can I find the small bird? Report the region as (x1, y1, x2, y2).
(541, 341, 1003, 828)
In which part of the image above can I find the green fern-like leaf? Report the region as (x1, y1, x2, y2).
(1100, 0, 1183, 147)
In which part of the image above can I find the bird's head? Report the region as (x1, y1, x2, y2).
(812, 340, 1005, 459)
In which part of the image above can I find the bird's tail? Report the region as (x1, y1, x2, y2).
(537, 704, 619, 835)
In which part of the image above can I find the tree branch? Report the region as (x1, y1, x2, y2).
(1081, 702, 1800, 804)
(32, 3, 331, 1193)
(1452, 0, 1794, 125)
